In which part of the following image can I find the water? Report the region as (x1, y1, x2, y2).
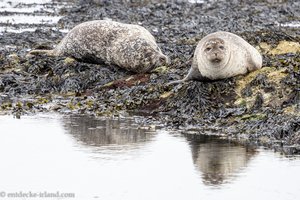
(280, 22, 300, 28)
(188, 0, 205, 3)
(0, 114, 299, 200)
(0, 0, 67, 33)
(0, 15, 61, 24)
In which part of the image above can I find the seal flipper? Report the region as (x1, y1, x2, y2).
(167, 65, 208, 85)
(184, 65, 207, 81)
(27, 49, 56, 57)
(246, 52, 262, 72)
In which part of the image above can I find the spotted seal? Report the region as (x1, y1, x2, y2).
(169, 31, 262, 84)
(29, 20, 169, 73)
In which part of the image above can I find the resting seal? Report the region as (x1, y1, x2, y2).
(170, 31, 262, 83)
(29, 20, 169, 73)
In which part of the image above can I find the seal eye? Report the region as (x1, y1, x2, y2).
(219, 46, 224, 50)
(205, 47, 211, 51)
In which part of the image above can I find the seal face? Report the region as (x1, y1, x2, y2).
(203, 38, 228, 64)
(29, 20, 169, 73)
(169, 31, 262, 84)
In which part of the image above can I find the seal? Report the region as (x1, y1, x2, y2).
(169, 31, 262, 84)
(28, 20, 169, 73)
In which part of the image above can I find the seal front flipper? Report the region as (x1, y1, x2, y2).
(246, 51, 263, 72)
(184, 64, 209, 81)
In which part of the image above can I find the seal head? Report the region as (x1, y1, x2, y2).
(202, 38, 228, 65)
(112, 37, 169, 73)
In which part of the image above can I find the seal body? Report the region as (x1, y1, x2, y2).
(172, 31, 262, 83)
(29, 20, 169, 73)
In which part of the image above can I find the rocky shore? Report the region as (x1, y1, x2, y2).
(0, 0, 299, 154)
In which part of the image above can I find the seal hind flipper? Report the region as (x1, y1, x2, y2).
(167, 79, 187, 85)
(27, 49, 56, 57)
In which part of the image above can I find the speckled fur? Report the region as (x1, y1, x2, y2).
(176, 31, 262, 82)
(30, 20, 169, 73)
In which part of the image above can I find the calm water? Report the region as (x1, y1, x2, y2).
(0, 114, 299, 200)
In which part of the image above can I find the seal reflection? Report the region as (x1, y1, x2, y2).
(63, 115, 155, 148)
(186, 134, 257, 186)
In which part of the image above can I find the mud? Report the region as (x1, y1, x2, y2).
(0, 0, 299, 154)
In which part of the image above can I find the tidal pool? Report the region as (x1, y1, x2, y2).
(0, 114, 299, 200)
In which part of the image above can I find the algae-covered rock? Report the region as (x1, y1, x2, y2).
(234, 67, 290, 109)
(260, 41, 300, 55)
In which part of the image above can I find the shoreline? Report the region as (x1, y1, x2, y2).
(0, 0, 299, 154)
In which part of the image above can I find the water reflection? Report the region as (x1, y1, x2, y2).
(0, 114, 300, 200)
(63, 115, 156, 149)
(63, 115, 258, 187)
(186, 134, 257, 186)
